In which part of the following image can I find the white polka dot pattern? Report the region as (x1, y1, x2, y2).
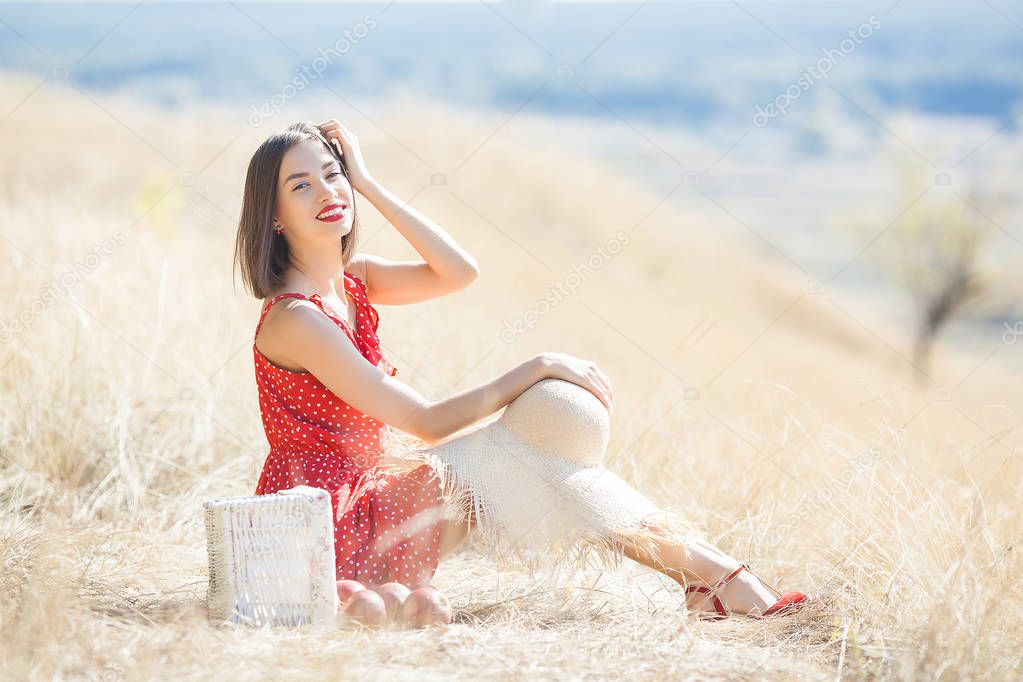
(252, 272, 444, 588)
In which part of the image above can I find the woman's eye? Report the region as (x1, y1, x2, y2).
(292, 171, 340, 191)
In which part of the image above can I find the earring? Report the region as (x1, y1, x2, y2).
(273, 221, 284, 234)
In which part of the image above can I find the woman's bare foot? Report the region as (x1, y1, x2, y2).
(619, 530, 780, 616)
(682, 538, 777, 616)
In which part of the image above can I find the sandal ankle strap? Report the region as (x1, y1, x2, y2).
(701, 563, 747, 604)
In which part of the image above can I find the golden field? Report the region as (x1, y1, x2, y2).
(1, 70, 1021, 680)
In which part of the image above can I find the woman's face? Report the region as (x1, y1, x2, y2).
(274, 138, 354, 243)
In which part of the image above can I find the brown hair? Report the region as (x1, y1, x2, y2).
(233, 121, 361, 300)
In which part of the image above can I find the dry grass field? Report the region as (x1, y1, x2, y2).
(1, 71, 1021, 680)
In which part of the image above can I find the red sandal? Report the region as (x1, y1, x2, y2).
(684, 563, 809, 620)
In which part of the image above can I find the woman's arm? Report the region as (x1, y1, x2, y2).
(358, 178, 479, 287)
(429, 352, 614, 437)
(316, 118, 478, 287)
(272, 299, 545, 445)
(417, 356, 548, 444)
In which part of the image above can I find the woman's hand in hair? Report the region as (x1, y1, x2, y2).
(317, 119, 374, 193)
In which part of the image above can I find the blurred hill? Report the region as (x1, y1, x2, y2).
(2, 68, 1019, 419)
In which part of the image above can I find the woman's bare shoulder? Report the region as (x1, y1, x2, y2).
(347, 253, 370, 284)
(256, 294, 323, 371)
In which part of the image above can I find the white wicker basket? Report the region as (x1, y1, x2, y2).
(203, 485, 338, 627)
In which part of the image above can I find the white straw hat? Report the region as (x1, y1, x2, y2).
(380, 378, 698, 577)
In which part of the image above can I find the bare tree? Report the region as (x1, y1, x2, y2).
(859, 169, 1011, 384)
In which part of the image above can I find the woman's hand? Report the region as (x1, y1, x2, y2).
(534, 352, 615, 414)
(316, 119, 374, 194)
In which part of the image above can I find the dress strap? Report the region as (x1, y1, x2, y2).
(346, 271, 367, 295)
(254, 292, 360, 348)
(345, 272, 380, 333)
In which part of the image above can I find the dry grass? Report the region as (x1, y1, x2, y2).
(1, 70, 1021, 680)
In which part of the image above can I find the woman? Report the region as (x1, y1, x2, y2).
(233, 119, 808, 627)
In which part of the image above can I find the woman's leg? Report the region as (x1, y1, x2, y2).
(618, 528, 778, 614)
(437, 495, 477, 560)
(437, 516, 473, 559)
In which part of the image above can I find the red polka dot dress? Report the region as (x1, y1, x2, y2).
(252, 271, 446, 588)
